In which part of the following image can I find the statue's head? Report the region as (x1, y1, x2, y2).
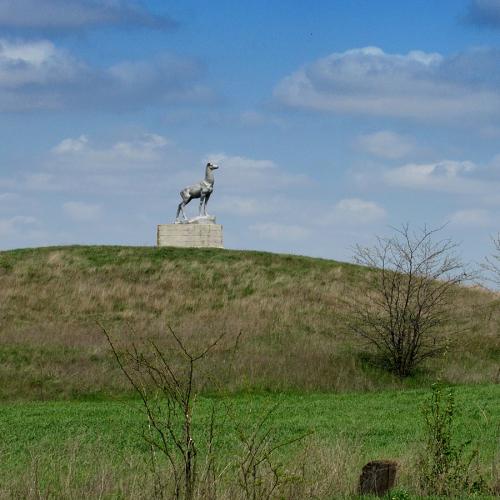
(206, 162, 219, 170)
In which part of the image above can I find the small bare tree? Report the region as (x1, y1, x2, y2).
(101, 324, 233, 500)
(350, 224, 468, 378)
(101, 325, 309, 499)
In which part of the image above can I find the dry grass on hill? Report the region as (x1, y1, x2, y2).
(0, 245, 498, 400)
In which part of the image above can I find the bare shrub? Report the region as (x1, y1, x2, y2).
(101, 324, 316, 500)
(350, 224, 468, 378)
(101, 324, 236, 500)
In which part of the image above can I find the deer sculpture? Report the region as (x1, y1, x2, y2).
(176, 162, 219, 222)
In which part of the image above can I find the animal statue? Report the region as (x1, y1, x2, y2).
(176, 162, 219, 221)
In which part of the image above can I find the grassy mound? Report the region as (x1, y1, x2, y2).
(0, 245, 498, 400)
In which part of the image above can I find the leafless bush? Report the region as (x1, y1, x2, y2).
(350, 224, 468, 378)
(101, 324, 237, 500)
(101, 324, 315, 499)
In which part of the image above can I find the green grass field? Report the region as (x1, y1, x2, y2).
(1, 384, 498, 497)
(0, 246, 499, 497)
(2, 385, 499, 465)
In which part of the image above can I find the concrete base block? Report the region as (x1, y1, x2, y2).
(157, 223, 224, 248)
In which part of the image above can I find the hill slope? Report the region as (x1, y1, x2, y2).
(0, 245, 498, 400)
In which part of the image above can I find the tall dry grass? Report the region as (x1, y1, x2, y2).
(0, 436, 386, 499)
(0, 246, 498, 399)
(1, 435, 498, 499)
(0, 436, 361, 499)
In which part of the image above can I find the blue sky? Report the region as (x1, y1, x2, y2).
(1, 0, 500, 264)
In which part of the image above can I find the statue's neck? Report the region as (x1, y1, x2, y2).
(205, 168, 214, 184)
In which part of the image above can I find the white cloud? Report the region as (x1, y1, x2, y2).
(52, 135, 89, 154)
(357, 130, 415, 159)
(106, 55, 212, 105)
(0, 39, 211, 112)
(465, 0, 500, 28)
(51, 133, 170, 167)
(0, 39, 82, 91)
(111, 134, 170, 161)
(23, 173, 60, 191)
(0, 192, 18, 202)
(216, 196, 281, 217)
(63, 201, 101, 221)
(274, 46, 500, 121)
(326, 198, 387, 224)
(0, 215, 36, 237)
(383, 160, 481, 193)
(249, 222, 310, 241)
(205, 153, 310, 195)
(0, 0, 175, 31)
(206, 153, 277, 171)
(2, 132, 185, 199)
(449, 209, 494, 227)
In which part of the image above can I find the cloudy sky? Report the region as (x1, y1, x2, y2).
(1, 0, 500, 263)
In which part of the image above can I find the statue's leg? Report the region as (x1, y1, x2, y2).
(203, 192, 211, 216)
(178, 198, 190, 220)
(199, 195, 205, 216)
(177, 191, 188, 221)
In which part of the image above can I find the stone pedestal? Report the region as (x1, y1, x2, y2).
(157, 220, 223, 248)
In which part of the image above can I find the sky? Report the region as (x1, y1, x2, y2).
(1, 0, 500, 265)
